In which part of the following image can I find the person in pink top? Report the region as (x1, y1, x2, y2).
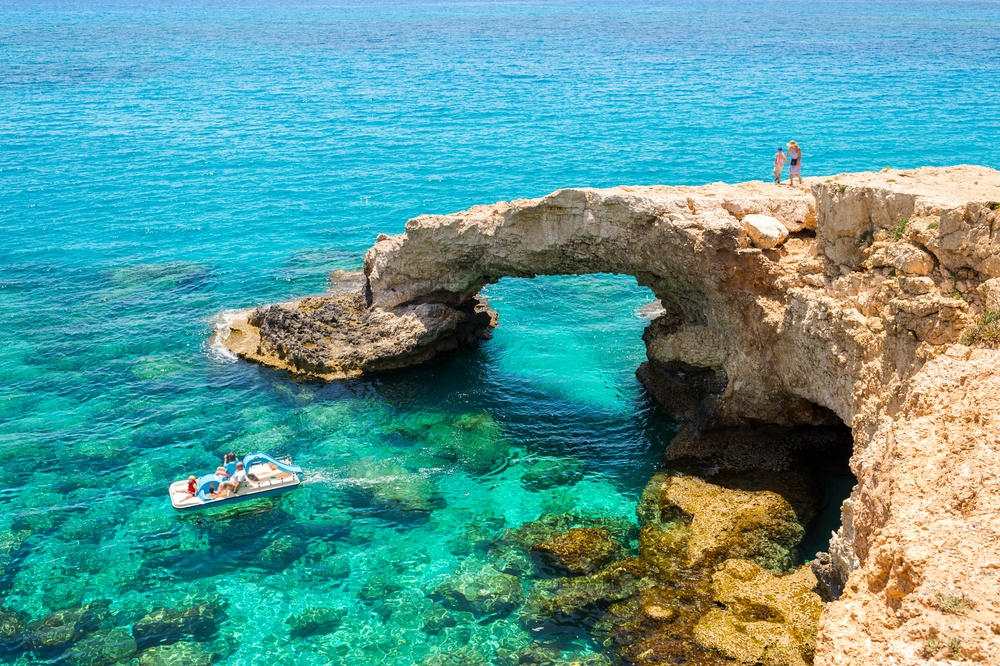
(773, 147, 786, 184)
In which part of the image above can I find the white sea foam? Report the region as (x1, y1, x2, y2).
(204, 310, 241, 364)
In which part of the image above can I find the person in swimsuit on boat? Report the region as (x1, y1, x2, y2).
(186, 475, 197, 498)
(773, 147, 786, 184)
(215, 461, 248, 498)
(787, 140, 802, 187)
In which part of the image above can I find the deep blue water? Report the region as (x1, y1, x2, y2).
(2, 1, 1000, 664)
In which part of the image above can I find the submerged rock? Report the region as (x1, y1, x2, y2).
(23, 600, 111, 652)
(428, 562, 523, 617)
(420, 604, 459, 634)
(60, 628, 136, 666)
(391, 412, 510, 475)
(693, 559, 824, 666)
(357, 573, 403, 602)
(346, 458, 440, 514)
(418, 647, 488, 666)
(0, 605, 27, 643)
(131, 600, 225, 649)
(520, 458, 584, 491)
(257, 536, 307, 570)
(286, 607, 346, 638)
(0, 530, 29, 577)
(521, 558, 653, 630)
(138, 641, 215, 666)
(530, 528, 625, 576)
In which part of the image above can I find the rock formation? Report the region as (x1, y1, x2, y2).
(217, 165, 1000, 664)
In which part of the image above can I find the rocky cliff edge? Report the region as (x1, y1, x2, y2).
(216, 165, 1000, 664)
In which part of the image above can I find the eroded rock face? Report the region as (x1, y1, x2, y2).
(219, 165, 1000, 663)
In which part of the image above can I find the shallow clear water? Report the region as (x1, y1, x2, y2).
(2, 0, 1000, 663)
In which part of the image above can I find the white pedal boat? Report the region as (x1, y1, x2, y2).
(169, 452, 302, 510)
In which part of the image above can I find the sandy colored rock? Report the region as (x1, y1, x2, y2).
(741, 213, 790, 249)
(656, 474, 805, 572)
(694, 559, 825, 666)
(221, 166, 1000, 663)
(866, 241, 936, 275)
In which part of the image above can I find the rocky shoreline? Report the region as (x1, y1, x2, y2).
(218, 166, 1000, 664)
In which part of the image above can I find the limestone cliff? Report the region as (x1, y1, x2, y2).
(217, 165, 1000, 664)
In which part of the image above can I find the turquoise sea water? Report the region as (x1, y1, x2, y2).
(2, 1, 1000, 664)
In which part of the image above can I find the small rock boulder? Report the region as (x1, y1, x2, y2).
(741, 214, 789, 250)
(428, 562, 523, 616)
(286, 607, 345, 638)
(530, 528, 625, 576)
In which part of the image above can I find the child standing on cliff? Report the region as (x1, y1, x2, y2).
(773, 147, 786, 184)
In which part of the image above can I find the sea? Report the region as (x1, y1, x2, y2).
(2, 1, 999, 664)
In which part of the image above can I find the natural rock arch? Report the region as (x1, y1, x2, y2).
(219, 166, 1000, 663)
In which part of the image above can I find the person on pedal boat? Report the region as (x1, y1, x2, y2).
(214, 461, 248, 498)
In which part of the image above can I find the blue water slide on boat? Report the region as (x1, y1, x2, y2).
(168, 453, 303, 510)
(242, 452, 303, 475)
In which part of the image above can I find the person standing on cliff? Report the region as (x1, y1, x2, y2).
(787, 140, 802, 186)
(773, 147, 786, 184)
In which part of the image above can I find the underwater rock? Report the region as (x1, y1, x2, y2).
(138, 641, 215, 666)
(530, 528, 625, 576)
(393, 412, 510, 475)
(418, 647, 488, 666)
(358, 573, 403, 602)
(490, 514, 637, 579)
(447, 522, 496, 557)
(346, 458, 440, 514)
(0, 605, 28, 657)
(520, 458, 584, 491)
(0, 530, 29, 576)
(428, 562, 523, 616)
(495, 645, 613, 666)
(60, 628, 136, 666)
(23, 600, 111, 652)
(299, 554, 351, 583)
(420, 604, 459, 634)
(637, 522, 689, 578)
(693, 559, 824, 666)
(286, 607, 346, 638)
(521, 558, 652, 630)
(257, 536, 307, 570)
(131, 600, 225, 649)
